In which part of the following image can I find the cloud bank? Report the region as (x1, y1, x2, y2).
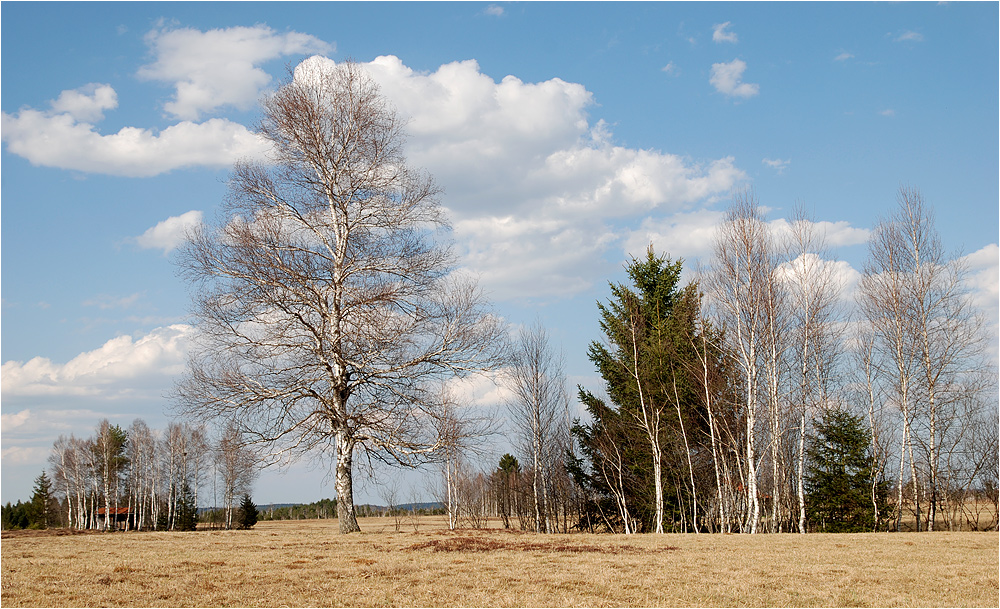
(1, 324, 194, 398)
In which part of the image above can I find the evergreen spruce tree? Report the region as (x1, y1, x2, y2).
(237, 494, 258, 530)
(29, 471, 53, 529)
(806, 408, 890, 532)
(175, 482, 199, 531)
(572, 248, 714, 533)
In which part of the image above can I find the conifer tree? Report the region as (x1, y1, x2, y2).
(237, 494, 258, 530)
(174, 482, 198, 531)
(806, 409, 890, 532)
(29, 471, 54, 529)
(573, 248, 712, 533)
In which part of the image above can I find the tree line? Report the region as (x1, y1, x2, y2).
(435, 189, 994, 535)
(4, 418, 259, 531)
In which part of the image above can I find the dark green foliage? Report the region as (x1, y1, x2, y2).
(29, 471, 54, 529)
(498, 454, 520, 474)
(1, 501, 31, 530)
(257, 497, 338, 520)
(495, 454, 521, 529)
(174, 482, 198, 531)
(156, 507, 169, 531)
(237, 494, 259, 529)
(806, 408, 890, 532)
(572, 248, 719, 532)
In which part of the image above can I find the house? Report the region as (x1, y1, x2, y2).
(96, 507, 132, 530)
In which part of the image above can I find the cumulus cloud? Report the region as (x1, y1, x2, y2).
(0, 106, 269, 177)
(710, 59, 759, 99)
(834, 51, 855, 62)
(661, 61, 680, 76)
(963, 244, 1000, 321)
(622, 209, 726, 263)
(0, 324, 194, 398)
(1, 24, 329, 175)
(50, 83, 118, 122)
(623, 212, 871, 275)
(712, 22, 738, 43)
(484, 4, 505, 17)
(287, 55, 745, 299)
(768, 217, 870, 248)
(776, 252, 861, 303)
(135, 210, 203, 253)
(138, 25, 332, 120)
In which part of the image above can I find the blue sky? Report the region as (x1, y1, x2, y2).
(2, 1, 997, 506)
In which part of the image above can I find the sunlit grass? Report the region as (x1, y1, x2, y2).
(1, 517, 996, 607)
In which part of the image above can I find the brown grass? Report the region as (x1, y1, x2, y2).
(1, 517, 996, 607)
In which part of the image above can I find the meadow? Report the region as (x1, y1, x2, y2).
(1, 517, 997, 607)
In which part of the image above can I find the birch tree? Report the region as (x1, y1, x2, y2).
(175, 59, 508, 534)
(706, 191, 774, 533)
(506, 323, 566, 533)
(780, 207, 845, 533)
(216, 422, 259, 529)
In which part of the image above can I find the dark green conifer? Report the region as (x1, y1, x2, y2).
(237, 494, 258, 529)
(175, 482, 198, 531)
(805, 408, 890, 532)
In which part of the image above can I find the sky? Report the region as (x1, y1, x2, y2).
(2, 1, 997, 507)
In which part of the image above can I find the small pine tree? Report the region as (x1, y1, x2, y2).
(29, 471, 53, 529)
(806, 408, 890, 532)
(237, 494, 258, 530)
(175, 482, 198, 531)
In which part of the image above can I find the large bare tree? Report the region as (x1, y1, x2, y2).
(858, 187, 990, 531)
(175, 60, 508, 533)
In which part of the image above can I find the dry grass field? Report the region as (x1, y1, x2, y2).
(2, 517, 997, 607)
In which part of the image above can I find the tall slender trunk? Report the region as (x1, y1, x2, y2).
(335, 431, 361, 534)
(672, 372, 698, 533)
(797, 408, 807, 534)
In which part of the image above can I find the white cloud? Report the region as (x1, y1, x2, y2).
(834, 51, 855, 62)
(661, 61, 680, 76)
(768, 218, 870, 248)
(0, 107, 269, 177)
(763, 158, 791, 174)
(138, 25, 332, 120)
(963, 243, 999, 323)
(0, 446, 50, 466)
(894, 30, 924, 43)
(1, 409, 32, 432)
(50, 83, 118, 122)
(136, 210, 203, 253)
(776, 253, 861, 303)
(287, 55, 747, 299)
(710, 59, 759, 99)
(624, 213, 871, 274)
(1, 324, 194, 398)
(880, 108, 895, 117)
(712, 22, 738, 44)
(484, 4, 505, 17)
(622, 209, 727, 263)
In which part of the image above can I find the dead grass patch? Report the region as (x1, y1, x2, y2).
(406, 534, 677, 554)
(0, 518, 995, 607)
